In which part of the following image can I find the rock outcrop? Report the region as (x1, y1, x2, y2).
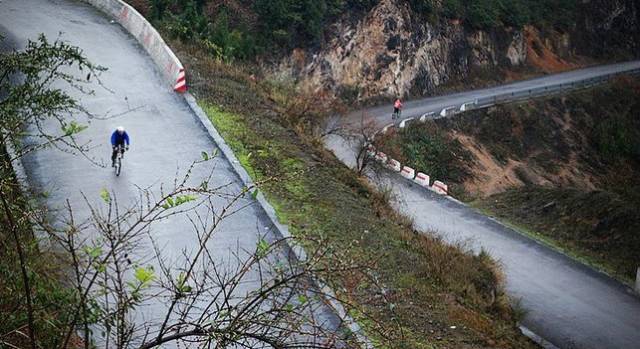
(275, 0, 526, 101)
(274, 0, 638, 102)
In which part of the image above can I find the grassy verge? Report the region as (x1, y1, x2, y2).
(375, 125, 474, 199)
(0, 149, 76, 348)
(172, 41, 537, 348)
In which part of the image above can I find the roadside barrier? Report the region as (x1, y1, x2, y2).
(414, 172, 430, 187)
(387, 159, 402, 172)
(433, 181, 448, 195)
(82, 0, 186, 92)
(420, 112, 435, 122)
(459, 101, 476, 112)
(400, 166, 415, 179)
(367, 145, 449, 197)
(375, 152, 388, 163)
(399, 117, 413, 128)
(381, 124, 394, 134)
(174, 69, 187, 93)
(439, 106, 456, 117)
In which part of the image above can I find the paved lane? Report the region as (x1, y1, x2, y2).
(325, 134, 640, 349)
(326, 59, 640, 348)
(1, 0, 339, 344)
(351, 60, 640, 127)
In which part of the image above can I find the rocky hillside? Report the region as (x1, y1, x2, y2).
(130, 0, 639, 102)
(275, 0, 640, 102)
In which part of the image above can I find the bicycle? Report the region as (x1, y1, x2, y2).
(113, 145, 127, 176)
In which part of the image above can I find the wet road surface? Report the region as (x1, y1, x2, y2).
(349, 60, 640, 127)
(325, 60, 640, 348)
(1, 0, 340, 345)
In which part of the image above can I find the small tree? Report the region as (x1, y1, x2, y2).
(45, 159, 358, 349)
(1, 34, 104, 349)
(335, 112, 384, 175)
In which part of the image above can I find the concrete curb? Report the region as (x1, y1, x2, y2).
(183, 94, 372, 348)
(80, 0, 371, 346)
(519, 326, 561, 349)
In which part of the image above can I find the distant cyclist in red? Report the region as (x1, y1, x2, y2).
(393, 98, 403, 119)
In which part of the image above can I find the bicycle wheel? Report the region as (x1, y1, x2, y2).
(115, 158, 121, 176)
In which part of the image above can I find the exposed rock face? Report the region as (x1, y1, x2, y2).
(274, 0, 638, 102)
(276, 0, 527, 101)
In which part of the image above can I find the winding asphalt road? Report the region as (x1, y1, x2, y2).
(348, 60, 640, 127)
(4, 0, 640, 348)
(1, 0, 339, 345)
(327, 63, 640, 348)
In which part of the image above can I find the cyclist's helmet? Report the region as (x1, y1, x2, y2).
(116, 126, 125, 133)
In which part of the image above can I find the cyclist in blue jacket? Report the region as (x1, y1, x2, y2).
(110, 126, 130, 167)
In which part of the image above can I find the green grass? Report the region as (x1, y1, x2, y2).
(202, 104, 263, 178)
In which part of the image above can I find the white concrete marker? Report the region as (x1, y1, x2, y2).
(414, 172, 430, 187)
(399, 117, 414, 128)
(400, 166, 415, 179)
(420, 112, 435, 122)
(433, 180, 448, 195)
(387, 159, 401, 172)
(460, 101, 475, 112)
(375, 152, 388, 163)
(440, 107, 456, 117)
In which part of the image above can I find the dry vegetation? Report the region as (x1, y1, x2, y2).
(170, 39, 538, 348)
(382, 78, 640, 282)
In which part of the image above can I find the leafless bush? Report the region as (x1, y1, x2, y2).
(34, 157, 363, 349)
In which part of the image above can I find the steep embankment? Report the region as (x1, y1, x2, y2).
(380, 78, 640, 281)
(167, 40, 539, 348)
(276, 0, 640, 102)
